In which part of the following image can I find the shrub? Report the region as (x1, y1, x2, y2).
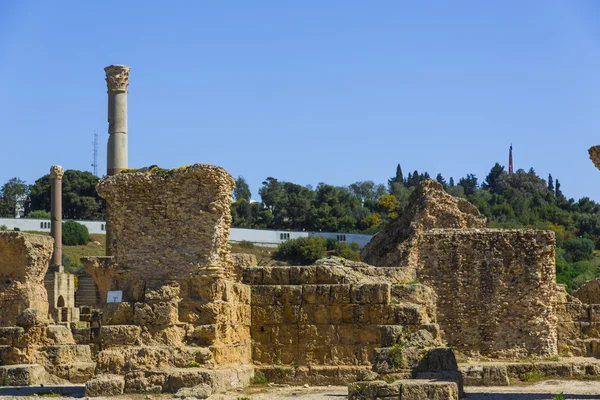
(336, 242, 361, 261)
(350, 241, 360, 251)
(62, 220, 89, 246)
(26, 210, 51, 219)
(274, 236, 326, 265)
(13, 227, 20, 231)
(325, 238, 338, 251)
(0, 225, 7, 231)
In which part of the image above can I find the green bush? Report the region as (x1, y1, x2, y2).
(13, 227, 20, 231)
(336, 242, 361, 261)
(350, 241, 360, 251)
(0, 225, 7, 231)
(274, 236, 326, 265)
(325, 238, 338, 251)
(62, 220, 89, 246)
(25, 210, 51, 219)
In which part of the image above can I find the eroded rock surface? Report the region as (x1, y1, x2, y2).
(361, 180, 485, 268)
(0, 232, 53, 326)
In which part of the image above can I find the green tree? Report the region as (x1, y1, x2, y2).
(0, 178, 28, 218)
(29, 170, 105, 220)
(25, 210, 51, 219)
(458, 174, 478, 196)
(233, 176, 251, 201)
(482, 163, 505, 193)
(387, 164, 405, 189)
(547, 174, 554, 193)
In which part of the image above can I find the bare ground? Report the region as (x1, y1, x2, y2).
(1, 381, 600, 399)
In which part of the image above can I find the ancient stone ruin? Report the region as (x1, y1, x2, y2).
(0, 170, 582, 399)
(1, 64, 597, 399)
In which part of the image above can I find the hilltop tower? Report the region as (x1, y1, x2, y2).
(509, 144, 514, 174)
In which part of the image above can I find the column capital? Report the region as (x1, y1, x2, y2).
(49, 165, 64, 179)
(104, 65, 130, 93)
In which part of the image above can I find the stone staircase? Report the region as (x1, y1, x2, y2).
(75, 276, 100, 308)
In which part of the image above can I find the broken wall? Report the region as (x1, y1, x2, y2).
(0, 232, 53, 326)
(417, 229, 557, 357)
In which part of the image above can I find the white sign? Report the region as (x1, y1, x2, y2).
(107, 291, 123, 303)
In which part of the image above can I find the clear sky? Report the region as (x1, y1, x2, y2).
(1, 1, 600, 202)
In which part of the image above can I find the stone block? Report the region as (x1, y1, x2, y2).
(262, 267, 291, 285)
(48, 362, 95, 383)
(172, 347, 214, 368)
(290, 266, 318, 284)
(174, 383, 212, 399)
(141, 324, 186, 346)
(274, 285, 303, 305)
(102, 302, 134, 325)
(269, 325, 298, 346)
(96, 349, 125, 373)
(460, 365, 509, 386)
(99, 325, 141, 346)
(251, 286, 276, 305)
(299, 324, 338, 346)
(351, 284, 390, 304)
(36, 345, 92, 366)
(85, 374, 125, 397)
(0, 327, 24, 346)
(210, 344, 251, 365)
(46, 325, 75, 345)
(165, 369, 213, 392)
(341, 305, 370, 324)
(338, 325, 378, 346)
(379, 325, 404, 347)
(72, 328, 91, 344)
(0, 364, 46, 386)
(299, 304, 332, 325)
(242, 267, 264, 285)
(186, 325, 217, 346)
(144, 281, 181, 301)
(124, 371, 166, 393)
(134, 301, 179, 325)
(400, 379, 459, 400)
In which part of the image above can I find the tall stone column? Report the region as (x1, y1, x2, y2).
(105, 65, 130, 176)
(105, 65, 130, 256)
(50, 165, 64, 272)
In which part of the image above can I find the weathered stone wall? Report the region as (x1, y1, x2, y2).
(95, 164, 235, 301)
(243, 260, 439, 377)
(361, 180, 486, 268)
(417, 229, 557, 357)
(0, 232, 53, 326)
(84, 164, 251, 375)
(572, 278, 600, 305)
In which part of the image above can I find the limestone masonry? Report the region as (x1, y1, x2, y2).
(0, 232, 53, 326)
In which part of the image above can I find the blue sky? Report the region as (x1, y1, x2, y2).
(1, 1, 600, 201)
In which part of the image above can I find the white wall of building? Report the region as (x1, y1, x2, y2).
(0, 218, 107, 234)
(0, 218, 373, 248)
